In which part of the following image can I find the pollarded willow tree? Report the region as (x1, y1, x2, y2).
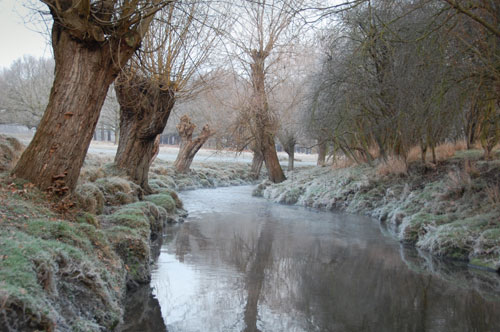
(173, 115, 214, 173)
(113, 0, 224, 193)
(12, 0, 171, 194)
(227, 0, 309, 183)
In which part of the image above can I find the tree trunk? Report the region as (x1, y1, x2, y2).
(317, 141, 327, 166)
(420, 140, 427, 164)
(250, 149, 264, 180)
(151, 135, 161, 165)
(283, 140, 295, 171)
(261, 135, 286, 183)
(12, 29, 134, 193)
(114, 73, 175, 194)
(250, 50, 285, 183)
(431, 144, 437, 164)
(174, 115, 213, 173)
(287, 148, 295, 171)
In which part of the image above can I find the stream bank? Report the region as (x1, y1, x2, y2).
(0, 135, 257, 331)
(255, 153, 500, 272)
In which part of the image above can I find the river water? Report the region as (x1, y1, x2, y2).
(147, 185, 500, 332)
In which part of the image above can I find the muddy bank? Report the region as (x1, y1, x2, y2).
(0, 136, 256, 331)
(255, 155, 500, 272)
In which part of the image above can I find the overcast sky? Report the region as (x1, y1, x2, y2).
(0, 0, 51, 69)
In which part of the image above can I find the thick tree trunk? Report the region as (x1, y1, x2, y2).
(174, 115, 213, 173)
(12, 30, 132, 193)
(317, 141, 327, 166)
(114, 73, 175, 194)
(261, 137, 286, 183)
(250, 149, 264, 180)
(250, 50, 285, 183)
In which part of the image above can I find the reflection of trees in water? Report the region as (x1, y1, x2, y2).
(166, 212, 500, 331)
(172, 222, 210, 262)
(243, 221, 274, 332)
(401, 245, 500, 301)
(289, 244, 500, 332)
(118, 285, 166, 332)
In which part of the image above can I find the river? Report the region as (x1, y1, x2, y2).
(125, 185, 500, 332)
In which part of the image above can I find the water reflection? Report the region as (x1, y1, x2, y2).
(117, 285, 166, 332)
(152, 186, 500, 332)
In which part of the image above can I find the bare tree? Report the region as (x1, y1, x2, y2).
(226, 0, 309, 183)
(97, 85, 120, 143)
(113, 0, 224, 193)
(272, 45, 315, 170)
(12, 0, 171, 193)
(305, 0, 467, 165)
(173, 115, 213, 172)
(0, 56, 54, 129)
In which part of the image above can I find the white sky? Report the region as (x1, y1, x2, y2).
(0, 0, 52, 69)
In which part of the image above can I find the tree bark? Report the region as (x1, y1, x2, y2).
(250, 50, 285, 183)
(250, 148, 264, 180)
(282, 139, 296, 171)
(174, 115, 213, 173)
(12, 28, 135, 193)
(114, 73, 175, 194)
(420, 140, 427, 164)
(261, 138, 286, 183)
(287, 148, 295, 171)
(317, 140, 327, 166)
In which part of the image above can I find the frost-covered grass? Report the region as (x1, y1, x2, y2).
(0, 134, 257, 331)
(257, 155, 500, 271)
(0, 174, 125, 331)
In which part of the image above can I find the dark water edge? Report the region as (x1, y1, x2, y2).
(117, 233, 168, 331)
(126, 186, 500, 332)
(117, 285, 167, 332)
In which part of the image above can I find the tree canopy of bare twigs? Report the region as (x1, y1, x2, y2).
(226, 0, 310, 182)
(113, 0, 227, 192)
